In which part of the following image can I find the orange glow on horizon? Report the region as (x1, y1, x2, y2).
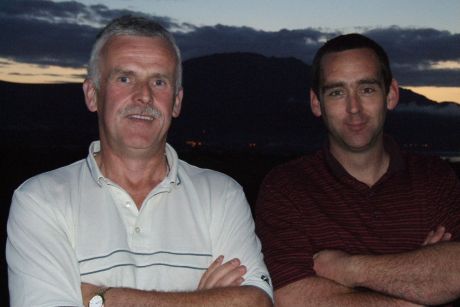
(0, 58, 85, 84)
(403, 86, 460, 104)
(1, 58, 459, 105)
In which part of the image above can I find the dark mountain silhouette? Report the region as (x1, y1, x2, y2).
(1, 53, 460, 307)
(1, 52, 460, 154)
(1, 81, 97, 147)
(173, 53, 320, 152)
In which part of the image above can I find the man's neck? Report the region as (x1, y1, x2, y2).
(330, 141, 390, 187)
(95, 147, 169, 208)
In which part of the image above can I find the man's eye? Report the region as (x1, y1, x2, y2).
(362, 87, 376, 95)
(327, 89, 343, 97)
(118, 76, 130, 83)
(154, 79, 166, 86)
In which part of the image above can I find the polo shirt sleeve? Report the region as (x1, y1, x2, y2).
(255, 167, 315, 290)
(6, 179, 82, 307)
(427, 159, 460, 240)
(208, 176, 273, 300)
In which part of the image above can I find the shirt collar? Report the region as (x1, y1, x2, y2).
(87, 140, 104, 186)
(86, 141, 181, 187)
(164, 143, 181, 186)
(324, 135, 406, 181)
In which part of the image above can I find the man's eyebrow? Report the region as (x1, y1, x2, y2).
(109, 68, 135, 78)
(321, 82, 344, 93)
(151, 72, 171, 80)
(321, 78, 383, 93)
(357, 78, 381, 85)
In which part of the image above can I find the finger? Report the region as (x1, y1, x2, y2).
(198, 255, 224, 290)
(204, 258, 240, 287)
(199, 258, 241, 290)
(430, 226, 446, 244)
(207, 255, 225, 275)
(212, 265, 247, 288)
(442, 232, 452, 241)
(422, 230, 435, 246)
(423, 226, 447, 245)
(233, 277, 245, 286)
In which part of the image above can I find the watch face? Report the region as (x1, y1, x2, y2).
(89, 294, 104, 307)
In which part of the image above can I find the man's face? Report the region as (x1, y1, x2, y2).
(84, 35, 183, 156)
(310, 48, 398, 154)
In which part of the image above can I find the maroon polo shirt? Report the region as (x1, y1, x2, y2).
(255, 138, 460, 293)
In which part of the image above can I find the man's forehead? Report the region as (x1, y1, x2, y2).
(103, 34, 172, 51)
(101, 35, 177, 65)
(320, 49, 380, 76)
(321, 48, 379, 67)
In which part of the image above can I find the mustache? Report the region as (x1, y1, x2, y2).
(119, 105, 162, 119)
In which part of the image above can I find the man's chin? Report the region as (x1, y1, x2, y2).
(120, 138, 166, 153)
(330, 134, 381, 153)
(342, 136, 382, 153)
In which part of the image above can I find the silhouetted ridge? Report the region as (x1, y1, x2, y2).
(1, 52, 460, 153)
(173, 52, 320, 151)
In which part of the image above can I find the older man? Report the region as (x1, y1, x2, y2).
(256, 33, 460, 306)
(7, 15, 272, 307)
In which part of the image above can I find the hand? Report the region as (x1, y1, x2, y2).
(197, 255, 246, 290)
(422, 225, 451, 246)
(313, 250, 352, 287)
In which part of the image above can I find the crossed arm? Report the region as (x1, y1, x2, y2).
(82, 255, 272, 307)
(276, 226, 460, 307)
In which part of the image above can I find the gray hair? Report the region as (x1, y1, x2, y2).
(87, 15, 182, 93)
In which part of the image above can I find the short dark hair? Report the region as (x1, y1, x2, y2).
(311, 33, 392, 97)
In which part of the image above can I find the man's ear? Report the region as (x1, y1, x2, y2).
(310, 89, 322, 117)
(172, 87, 183, 118)
(83, 79, 98, 112)
(386, 79, 399, 111)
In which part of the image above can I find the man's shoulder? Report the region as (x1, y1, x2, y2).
(403, 151, 454, 174)
(177, 158, 242, 190)
(17, 158, 87, 194)
(264, 151, 324, 181)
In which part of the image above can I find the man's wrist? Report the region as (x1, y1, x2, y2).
(89, 287, 112, 307)
(346, 254, 369, 288)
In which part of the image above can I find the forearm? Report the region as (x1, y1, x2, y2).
(275, 277, 420, 307)
(314, 290, 419, 307)
(348, 242, 460, 305)
(84, 285, 272, 307)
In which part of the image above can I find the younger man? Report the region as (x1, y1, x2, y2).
(256, 33, 460, 306)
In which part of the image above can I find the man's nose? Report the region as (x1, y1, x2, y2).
(134, 81, 153, 104)
(346, 92, 362, 114)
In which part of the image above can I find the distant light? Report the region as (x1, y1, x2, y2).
(185, 140, 203, 148)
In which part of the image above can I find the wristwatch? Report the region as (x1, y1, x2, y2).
(89, 287, 112, 307)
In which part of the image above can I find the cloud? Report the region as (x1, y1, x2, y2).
(175, 25, 337, 63)
(0, 0, 180, 67)
(1, 0, 459, 86)
(364, 27, 460, 86)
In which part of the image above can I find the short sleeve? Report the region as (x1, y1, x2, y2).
(426, 158, 460, 240)
(255, 168, 315, 290)
(209, 177, 273, 300)
(6, 181, 82, 307)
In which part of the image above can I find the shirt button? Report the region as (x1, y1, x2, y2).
(135, 227, 141, 233)
(125, 201, 131, 208)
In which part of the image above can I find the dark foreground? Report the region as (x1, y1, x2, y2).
(1, 145, 459, 306)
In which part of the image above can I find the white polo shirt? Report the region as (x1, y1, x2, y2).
(7, 141, 273, 307)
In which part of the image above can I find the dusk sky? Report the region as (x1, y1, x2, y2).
(1, 0, 459, 103)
